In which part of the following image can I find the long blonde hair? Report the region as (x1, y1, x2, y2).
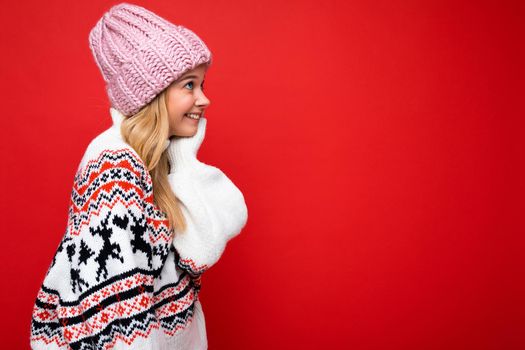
(119, 89, 187, 235)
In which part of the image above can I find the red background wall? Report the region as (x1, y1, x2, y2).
(1, 1, 523, 349)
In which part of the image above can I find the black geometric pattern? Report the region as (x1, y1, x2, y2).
(128, 209, 154, 269)
(30, 149, 202, 349)
(89, 210, 125, 282)
(78, 239, 94, 266)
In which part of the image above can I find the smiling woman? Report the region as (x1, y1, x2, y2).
(29, 3, 248, 350)
(166, 63, 211, 138)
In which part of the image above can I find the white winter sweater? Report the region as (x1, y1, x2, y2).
(29, 108, 248, 349)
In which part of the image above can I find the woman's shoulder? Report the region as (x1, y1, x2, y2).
(84, 126, 138, 159)
(75, 127, 149, 185)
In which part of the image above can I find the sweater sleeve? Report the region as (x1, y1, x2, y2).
(30, 148, 172, 350)
(167, 159, 248, 278)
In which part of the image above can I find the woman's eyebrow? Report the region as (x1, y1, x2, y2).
(179, 74, 199, 81)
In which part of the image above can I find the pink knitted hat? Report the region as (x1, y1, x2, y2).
(88, 3, 213, 116)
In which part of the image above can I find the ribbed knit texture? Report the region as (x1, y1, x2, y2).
(88, 3, 213, 116)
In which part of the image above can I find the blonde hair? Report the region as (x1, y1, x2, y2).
(119, 89, 187, 235)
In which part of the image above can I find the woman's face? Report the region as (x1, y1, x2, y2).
(166, 63, 211, 138)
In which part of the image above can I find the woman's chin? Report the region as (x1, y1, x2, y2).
(171, 127, 197, 138)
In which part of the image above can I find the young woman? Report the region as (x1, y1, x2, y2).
(29, 3, 248, 349)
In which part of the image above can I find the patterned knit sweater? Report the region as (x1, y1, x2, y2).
(30, 108, 248, 349)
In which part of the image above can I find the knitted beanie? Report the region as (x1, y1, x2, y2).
(88, 2, 213, 116)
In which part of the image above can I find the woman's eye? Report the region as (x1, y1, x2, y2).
(184, 81, 204, 91)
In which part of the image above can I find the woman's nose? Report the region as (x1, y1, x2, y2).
(196, 91, 210, 108)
